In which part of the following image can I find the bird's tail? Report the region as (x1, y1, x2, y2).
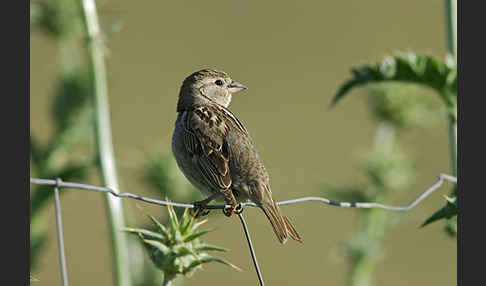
(260, 200, 303, 244)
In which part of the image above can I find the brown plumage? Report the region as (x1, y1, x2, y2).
(172, 69, 302, 244)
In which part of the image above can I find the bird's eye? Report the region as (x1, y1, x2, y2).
(215, 79, 224, 86)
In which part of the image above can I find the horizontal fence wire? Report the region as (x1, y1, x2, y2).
(30, 173, 457, 211)
(30, 173, 457, 286)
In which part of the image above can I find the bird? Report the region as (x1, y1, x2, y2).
(172, 68, 302, 244)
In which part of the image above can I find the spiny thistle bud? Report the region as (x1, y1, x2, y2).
(124, 204, 240, 283)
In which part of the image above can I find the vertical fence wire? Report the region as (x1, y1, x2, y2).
(54, 178, 69, 286)
(238, 213, 265, 286)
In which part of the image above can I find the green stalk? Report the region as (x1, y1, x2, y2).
(78, 0, 131, 285)
(348, 208, 388, 286)
(162, 275, 175, 286)
(445, 0, 457, 177)
(347, 122, 395, 286)
(445, 0, 457, 60)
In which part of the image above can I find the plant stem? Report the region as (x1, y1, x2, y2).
(78, 0, 131, 285)
(162, 274, 175, 286)
(347, 122, 395, 286)
(445, 0, 457, 177)
(445, 0, 457, 61)
(448, 115, 457, 176)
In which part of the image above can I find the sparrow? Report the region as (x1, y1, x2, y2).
(172, 69, 302, 244)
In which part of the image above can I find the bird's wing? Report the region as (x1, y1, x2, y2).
(181, 106, 232, 190)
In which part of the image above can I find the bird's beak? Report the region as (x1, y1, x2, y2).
(228, 80, 248, 94)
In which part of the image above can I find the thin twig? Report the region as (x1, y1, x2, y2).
(238, 213, 264, 286)
(54, 178, 69, 286)
(30, 173, 457, 211)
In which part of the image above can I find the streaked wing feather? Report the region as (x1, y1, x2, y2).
(182, 107, 232, 190)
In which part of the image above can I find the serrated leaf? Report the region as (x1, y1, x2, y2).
(123, 227, 164, 240)
(332, 53, 457, 112)
(183, 229, 212, 243)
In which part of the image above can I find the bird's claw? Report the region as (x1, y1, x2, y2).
(191, 202, 210, 218)
(222, 203, 243, 217)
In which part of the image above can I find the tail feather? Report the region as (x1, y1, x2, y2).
(283, 216, 303, 243)
(260, 200, 303, 244)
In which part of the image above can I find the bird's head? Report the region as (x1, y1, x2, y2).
(177, 69, 247, 111)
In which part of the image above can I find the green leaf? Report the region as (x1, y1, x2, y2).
(186, 254, 242, 273)
(179, 209, 195, 235)
(148, 215, 169, 237)
(332, 53, 457, 112)
(167, 204, 179, 231)
(183, 229, 212, 243)
(123, 227, 164, 240)
(421, 196, 457, 227)
(190, 219, 208, 232)
(143, 239, 171, 255)
(175, 245, 198, 258)
(194, 243, 229, 252)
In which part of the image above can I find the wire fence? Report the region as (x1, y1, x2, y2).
(30, 173, 457, 286)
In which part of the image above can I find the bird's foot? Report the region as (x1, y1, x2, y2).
(190, 193, 221, 218)
(222, 203, 243, 217)
(190, 200, 211, 218)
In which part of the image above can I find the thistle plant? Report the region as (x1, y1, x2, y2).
(327, 3, 458, 283)
(332, 52, 457, 235)
(125, 205, 240, 286)
(327, 51, 447, 285)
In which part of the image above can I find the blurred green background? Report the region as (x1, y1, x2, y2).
(30, 0, 456, 285)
